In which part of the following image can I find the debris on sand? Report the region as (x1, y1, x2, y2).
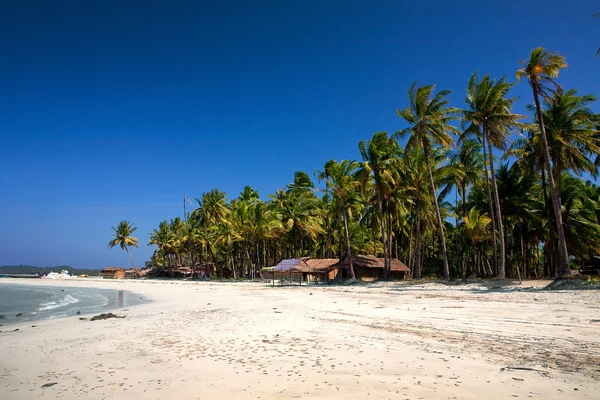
(41, 382, 58, 388)
(90, 313, 126, 321)
(544, 277, 595, 291)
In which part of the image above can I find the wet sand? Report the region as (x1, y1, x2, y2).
(1, 278, 599, 399)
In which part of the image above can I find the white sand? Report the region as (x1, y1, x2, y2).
(1, 278, 599, 399)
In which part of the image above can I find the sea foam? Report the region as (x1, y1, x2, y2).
(39, 294, 80, 311)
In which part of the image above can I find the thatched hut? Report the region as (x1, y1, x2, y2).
(264, 258, 339, 284)
(295, 258, 339, 282)
(100, 267, 125, 279)
(336, 255, 409, 281)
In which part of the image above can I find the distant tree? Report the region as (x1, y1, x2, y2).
(108, 220, 140, 276)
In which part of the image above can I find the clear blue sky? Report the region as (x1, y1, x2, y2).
(1, 1, 598, 269)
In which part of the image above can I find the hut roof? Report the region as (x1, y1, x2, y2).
(101, 267, 125, 273)
(273, 259, 304, 271)
(339, 255, 409, 272)
(301, 258, 339, 272)
(272, 258, 339, 273)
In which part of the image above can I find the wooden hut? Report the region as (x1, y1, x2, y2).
(336, 255, 409, 281)
(264, 258, 339, 284)
(295, 258, 339, 282)
(100, 267, 125, 279)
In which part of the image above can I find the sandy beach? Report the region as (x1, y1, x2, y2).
(1, 278, 599, 399)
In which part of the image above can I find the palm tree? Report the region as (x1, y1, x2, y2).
(315, 160, 337, 258)
(399, 146, 431, 278)
(396, 82, 459, 279)
(359, 132, 401, 279)
(108, 220, 140, 276)
(530, 89, 600, 191)
(325, 159, 363, 279)
(462, 73, 526, 278)
(517, 47, 571, 277)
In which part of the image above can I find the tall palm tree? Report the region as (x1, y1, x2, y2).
(399, 146, 432, 278)
(108, 220, 140, 276)
(325, 159, 363, 279)
(396, 82, 459, 279)
(315, 160, 337, 258)
(462, 73, 526, 278)
(359, 132, 401, 279)
(517, 47, 571, 277)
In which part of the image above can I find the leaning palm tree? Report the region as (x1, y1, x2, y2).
(462, 73, 526, 279)
(396, 82, 459, 279)
(109, 220, 140, 276)
(517, 47, 571, 277)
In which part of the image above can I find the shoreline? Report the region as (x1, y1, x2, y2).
(0, 279, 149, 326)
(1, 278, 599, 399)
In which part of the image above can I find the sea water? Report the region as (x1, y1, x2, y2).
(0, 283, 148, 325)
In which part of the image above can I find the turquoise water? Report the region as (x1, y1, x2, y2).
(0, 283, 148, 325)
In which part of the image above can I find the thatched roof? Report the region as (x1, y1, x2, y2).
(338, 255, 409, 272)
(101, 267, 124, 273)
(295, 258, 339, 273)
(271, 258, 339, 273)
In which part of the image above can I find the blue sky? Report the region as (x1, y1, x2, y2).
(1, 1, 598, 269)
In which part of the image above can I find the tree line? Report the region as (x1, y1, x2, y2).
(109, 48, 600, 280)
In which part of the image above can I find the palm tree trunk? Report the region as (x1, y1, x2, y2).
(387, 209, 393, 278)
(414, 198, 422, 279)
(484, 128, 506, 279)
(124, 246, 140, 277)
(532, 87, 570, 277)
(482, 131, 498, 274)
(375, 182, 389, 279)
(422, 144, 450, 279)
(342, 206, 356, 279)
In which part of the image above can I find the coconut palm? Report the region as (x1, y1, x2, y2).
(315, 160, 337, 258)
(358, 132, 401, 279)
(396, 82, 459, 279)
(461, 73, 526, 278)
(517, 47, 571, 277)
(529, 90, 600, 190)
(325, 159, 363, 279)
(108, 220, 140, 276)
(398, 145, 431, 278)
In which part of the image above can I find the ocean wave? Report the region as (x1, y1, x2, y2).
(39, 294, 80, 311)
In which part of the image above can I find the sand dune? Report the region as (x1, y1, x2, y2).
(1, 278, 599, 399)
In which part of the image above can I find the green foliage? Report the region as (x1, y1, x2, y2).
(586, 276, 599, 285)
(142, 47, 600, 281)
